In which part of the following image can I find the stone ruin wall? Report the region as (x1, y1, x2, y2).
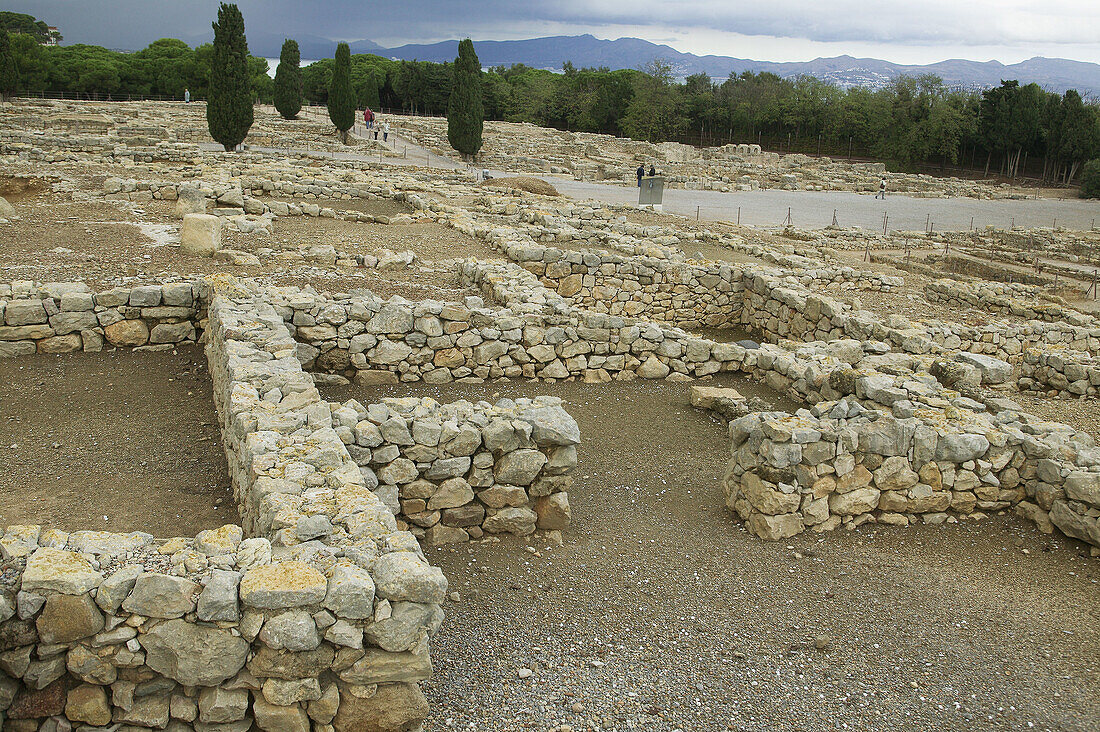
(1019, 349, 1100, 399)
(0, 275, 584, 732)
(724, 400, 1100, 547)
(0, 282, 200, 357)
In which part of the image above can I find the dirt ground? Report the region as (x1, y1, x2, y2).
(324, 377, 1100, 732)
(0, 183, 494, 299)
(0, 346, 236, 537)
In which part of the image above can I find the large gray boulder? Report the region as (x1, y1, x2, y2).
(142, 619, 249, 686)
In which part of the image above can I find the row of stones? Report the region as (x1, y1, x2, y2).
(924, 279, 1094, 327)
(328, 394, 579, 545)
(202, 280, 453, 729)
(272, 274, 753, 384)
(1019, 348, 1100, 399)
(0, 525, 439, 732)
(0, 281, 200, 357)
(722, 396, 1100, 547)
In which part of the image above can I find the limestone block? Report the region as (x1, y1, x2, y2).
(240, 562, 327, 608)
(331, 682, 427, 732)
(180, 214, 223, 257)
(142, 619, 249, 686)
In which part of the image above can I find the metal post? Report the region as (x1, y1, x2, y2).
(1011, 217, 1014, 230)
(696, 206, 700, 221)
(970, 217, 974, 231)
(737, 207, 741, 225)
(925, 213, 930, 233)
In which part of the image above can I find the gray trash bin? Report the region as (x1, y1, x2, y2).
(639, 176, 665, 212)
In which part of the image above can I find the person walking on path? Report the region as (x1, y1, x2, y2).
(648, 164, 656, 177)
(184, 88, 190, 103)
(381, 121, 389, 143)
(877, 177, 886, 199)
(636, 165, 644, 187)
(364, 108, 374, 129)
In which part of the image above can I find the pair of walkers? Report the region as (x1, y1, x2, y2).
(361, 109, 389, 142)
(635, 164, 658, 186)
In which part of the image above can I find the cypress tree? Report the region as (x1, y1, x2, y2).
(273, 39, 302, 119)
(0, 30, 17, 102)
(327, 42, 354, 144)
(447, 38, 484, 161)
(206, 3, 253, 151)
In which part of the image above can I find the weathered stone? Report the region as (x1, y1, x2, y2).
(196, 524, 244, 555)
(259, 610, 321, 652)
(123, 573, 199, 618)
(22, 548, 102, 594)
(66, 684, 111, 726)
(104, 319, 150, 347)
(372, 552, 447, 604)
(95, 565, 143, 612)
(324, 562, 376, 620)
(142, 619, 249, 686)
(829, 487, 881, 515)
(247, 645, 336, 680)
(67, 643, 117, 685)
(240, 562, 328, 608)
(253, 697, 311, 732)
(426, 477, 474, 510)
(307, 683, 340, 724)
(197, 569, 241, 622)
(747, 512, 805, 540)
(198, 688, 249, 724)
(331, 682, 428, 732)
(494, 449, 547, 485)
(36, 593, 104, 644)
(364, 602, 444, 653)
(262, 677, 322, 706)
(115, 691, 170, 728)
(482, 507, 538, 535)
(8, 679, 66, 719)
(534, 492, 571, 530)
(337, 647, 433, 685)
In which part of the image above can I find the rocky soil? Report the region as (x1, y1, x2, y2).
(0, 346, 236, 536)
(326, 378, 1100, 732)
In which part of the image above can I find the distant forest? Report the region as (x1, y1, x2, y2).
(4, 23, 1099, 183)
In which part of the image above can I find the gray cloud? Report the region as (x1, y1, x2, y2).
(6, 0, 1099, 60)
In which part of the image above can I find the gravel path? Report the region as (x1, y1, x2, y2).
(325, 377, 1100, 732)
(543, 181, 1100, 233)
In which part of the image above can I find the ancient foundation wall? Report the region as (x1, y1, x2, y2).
(0, 281, 201, 357)
(329, 395, 578, 546)
(723, 398, 1100, 546)
(1020, 348, 1100, 398)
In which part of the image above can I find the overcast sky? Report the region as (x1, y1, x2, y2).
(9, 0, 1100, 64)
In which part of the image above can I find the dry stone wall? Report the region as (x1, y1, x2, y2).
(1020, 348, 1100, 398)
(329, 395, 578, 545)
(723, 397, 1100, 547)
(0, 281, 201, 357)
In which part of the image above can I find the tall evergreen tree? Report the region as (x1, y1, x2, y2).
(447, 38, 484, 160)
(0, 30, 17, 102)
(206, 3, 253, 151)
(328, 42, 354, 143)
(273, 39, 302, 119)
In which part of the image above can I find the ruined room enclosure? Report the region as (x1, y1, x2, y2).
(0, 347, 234, 536)
(3, 97, 1100, 732)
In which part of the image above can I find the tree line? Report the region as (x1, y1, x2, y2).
(2, 8, 1099, 186)
(0, 31, 272, 102)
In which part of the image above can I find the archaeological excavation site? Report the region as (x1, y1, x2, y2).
(0, 98, 1098, 732)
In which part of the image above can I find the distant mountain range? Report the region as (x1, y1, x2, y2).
(223, 33, 1100, 96)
